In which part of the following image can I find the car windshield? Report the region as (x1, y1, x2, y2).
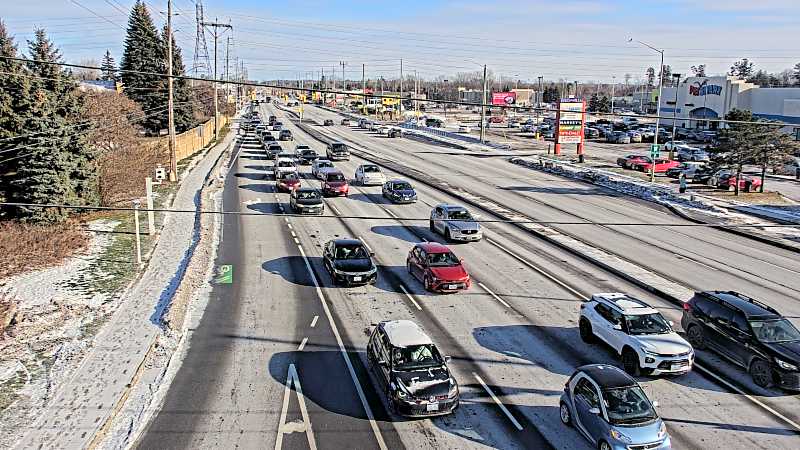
(332, 143, 347, 151)
(392, 344, 444, 370)
(448, 210, 472, 221)
(363, 165, 380, 173)
(751, 319, 800, 343)
(301, 150, 316, 156)
(280, 173, 297, 181)
(278, 161, 294, 167)
(427, 252, 460, 267)
(625, 313, 671, 335)
(296, 191, 320, 200)
(327, 173, 345, 182)
(334, 244, 369, 260)
(319, 162, 333, 168)
(602, 387, 657, 425)
(394, 182, 412, 191)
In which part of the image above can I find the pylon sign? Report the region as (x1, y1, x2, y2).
(554, 98, 586, 156)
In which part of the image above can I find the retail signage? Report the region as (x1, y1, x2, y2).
(555, 98, 586, 145)
(492, 92, 516, 106)
(689, 80, 722, 97)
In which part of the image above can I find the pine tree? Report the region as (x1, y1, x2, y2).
(121, 1, 165, 134)
(100, 49, 116, 81)
(161, 25, 195, 133)
(645, 67, 655, 88)
(730, 58, 754, 79)
(8, 29, 97, 222)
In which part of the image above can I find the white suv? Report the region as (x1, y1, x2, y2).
(354, 164, 386, 186)
(579, 293, 693, 376)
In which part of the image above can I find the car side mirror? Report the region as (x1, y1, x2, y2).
(588, 407, 601, 415)
(370, 252, 375, 257)
(613, 324, 622, 331)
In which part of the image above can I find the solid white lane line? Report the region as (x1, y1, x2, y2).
(473, 372, 524, 431)
(293, 238, 300, 245)
(329, 203, 341, 215)
(296, 245, 388, 450)
(693, 363, 800, 432)
(398, 284, 423, 311)
(275, 364, 317, 450)
(477, 282, 511, 308)
(359, 236, 373, 253)
(298, 337, 308, 351)
(310, 315, 319, 328)
(486, 237, 588, 301)
(383, 208, 398, 218)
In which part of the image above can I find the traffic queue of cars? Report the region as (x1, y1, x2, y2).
(242, 106, 800, 449)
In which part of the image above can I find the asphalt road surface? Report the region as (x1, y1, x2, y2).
(136, 102, 800, 450)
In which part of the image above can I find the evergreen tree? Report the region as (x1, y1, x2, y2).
(645, 67, 655, 87)
(793, 62, 800, 86)
(659, 65, 672, 85)
(120, 1, 165, 134)
(8, 29, 97, 221)
(588, 93, 599, 112)
(730, 58, 754, 79)
(100, 49, 116, 81)
(690, 64, 707, 77)
(161, 25, 195, 133)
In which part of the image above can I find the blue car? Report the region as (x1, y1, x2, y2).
(382, 179, 417, 204)
(560, 364, 671, 450)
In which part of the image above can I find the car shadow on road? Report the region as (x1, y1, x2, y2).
(241, 155, 270, 161)
(234, 172, 267, 181)
(472, 325, 577, 377)
(371, 225, 430, 244)
(246, 202, 280, 215)
(239, 183, 274, 193)
(660, 416, 798, 436)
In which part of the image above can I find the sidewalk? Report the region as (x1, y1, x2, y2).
(11, 124, 237, 450)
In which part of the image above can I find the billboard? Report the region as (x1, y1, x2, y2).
(555, 98, 586, 146)
(491, 91, 516, 106)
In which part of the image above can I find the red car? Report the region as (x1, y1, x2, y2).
(489, 116, 504, 123)
(322, 170, 349, 197)
(406, 242, 470, 293)
(638, 158, 680, 173)
(276, 172, 301, 192)
(710, 170, 763, 191)
(616, 154, 649, 169)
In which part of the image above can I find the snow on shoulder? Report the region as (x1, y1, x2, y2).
(382, 320, 432, 348)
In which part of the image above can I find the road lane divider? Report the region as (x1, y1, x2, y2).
(398, 284, 423, 311)
(477, 282, 511, 308)
(473, 372, 524, 431)
(275, 363, 317, 450)
(298, 337, 308, 351)
(310, 316, 319, 328)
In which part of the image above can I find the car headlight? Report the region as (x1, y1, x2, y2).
(332, 267, 348, 276)
(610, 429, 632, 444)
(775, 358, 798, 371)
(448, 380, 459, 398)
(658, 422, 668, 439)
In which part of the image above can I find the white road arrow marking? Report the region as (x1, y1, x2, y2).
(275, 363, 317, 450)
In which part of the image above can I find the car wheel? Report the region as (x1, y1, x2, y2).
(687, 325, 706, 350)
(429, 220, 435, 232)
(622, 348, 640, 376)
(559, 401, 572, 426)
(598, 441, 612, 450)
(749, 359, 773, 388)
(579, 319, 594, 343)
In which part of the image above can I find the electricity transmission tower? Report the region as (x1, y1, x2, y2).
(193, 1, 211, 80)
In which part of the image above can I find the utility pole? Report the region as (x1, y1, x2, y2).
(340, 61, 346, 108)
(167, 0, 177, 182)
(414, 70, 419, 119)
(225, 35, 231, 98)
(201, 19, 233, 141)
(400, 59, 403, 117)
(669, 73, 682, 160)
(321, 67, 325, 104)
(362, 63, 366, 115)
(480, 64, 487, 143)
(610, 76, 616, 115)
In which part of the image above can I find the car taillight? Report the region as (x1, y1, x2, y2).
(682, 302, 691, 312)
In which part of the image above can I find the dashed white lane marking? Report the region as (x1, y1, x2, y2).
(486, 237, 587, 301)
(293, 238, 300, 245)
(398, 284, 423, 311)
(672, 253, 718, 271)
(473, 372, 524, 431)
(477, 282, 511, 308)
(382, 208, 398, 218)
(275, 364, 317, 450)
(295, 244, 388, 450)
(359, 236, 373, 253)
(310, 316, 319, 328)
(298, 337, 308, 351)
(290, 230, 297, 238)
(329, 203, 341, 215)
(287, 222, 293, 228)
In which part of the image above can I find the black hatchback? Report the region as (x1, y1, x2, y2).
(322, 239, 377, 286)
(681, 291, 800, 389)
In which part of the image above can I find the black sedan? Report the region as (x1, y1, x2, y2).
(297, 149, 319, 165)
(323, 119, 335, 126)
(322, 239, 377, 286)
(382, 180, 417, 204)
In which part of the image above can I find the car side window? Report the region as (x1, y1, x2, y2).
(574, 378, 600, 408)
(705, 300, 733, 323)
(594, 303, 615, 324)
(730, 312, 750, 334)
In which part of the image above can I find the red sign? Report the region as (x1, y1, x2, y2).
(554, 98, 586, 156)
(491, 92, 516, 106)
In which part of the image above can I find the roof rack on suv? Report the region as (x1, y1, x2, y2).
(701, 290, 780, 316)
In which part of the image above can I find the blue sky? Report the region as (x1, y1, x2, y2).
(2, 0, 798, 83)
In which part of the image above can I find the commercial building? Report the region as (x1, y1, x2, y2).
(510, 88, 537, 106)
(659, 76, 800, 131)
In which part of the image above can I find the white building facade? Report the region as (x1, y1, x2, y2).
(659, 76, 800, 133)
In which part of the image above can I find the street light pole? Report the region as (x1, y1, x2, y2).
(630, 38, 665, 183)
(166, 0, 177, 182)
(610, 76, 616, 115)
(481, 64, 487, 143)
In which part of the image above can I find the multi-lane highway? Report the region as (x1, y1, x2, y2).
(137, 101, 800, 449)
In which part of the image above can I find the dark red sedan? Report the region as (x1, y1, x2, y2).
(406, 242, 470, 293)
(276, 172, 301, 192)
(322, 170, 349, 197)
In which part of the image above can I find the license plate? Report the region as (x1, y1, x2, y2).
(426, 402, 439, 412)
(353, 276, 362, 282)
(447, 284, 457, 290)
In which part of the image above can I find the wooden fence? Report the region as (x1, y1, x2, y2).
(174, 115, 229, 161)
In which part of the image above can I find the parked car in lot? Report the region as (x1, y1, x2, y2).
(457, 125, 472, 133)
(488, 116, 504, 124)
(297, 148, 318, 165)
(627, 131, 642, 143)
(773, 156, 800, 177)
(638, 158, 680, 173)
(312, 159, 335, 179)
(676, 146, 709, 162)
(323, 119, 335, 126)
(323, 239, 377, 286)
(664, 140, 688, 152)
(340, 118, 351, 126)
(279, 129, 293, 141)
(321, 170, 349, 197)
(682, 291, 800, 389)
(607, 131, 631, 144)
(326, 142, 350, 161)
(559, 364, 671, 450)
(354, 164, 386, 186)
(276, 171, 301, 192)
(367, 320, 459, 417)
(406, 242, 470, 293)
(429, 204, 482, 242)
(382, 179, 417, 203)
(290, 188, 323, 215)
(580, 293, 693, 376)
(666, 162, 706, 179)
(616, 154, 649, 170)
(584, 127, 600, 139)
(708, 169, 762, 191)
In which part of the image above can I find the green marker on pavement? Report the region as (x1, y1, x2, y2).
(216, 264, 233, 284)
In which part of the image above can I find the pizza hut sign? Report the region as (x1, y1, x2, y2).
(689, 80, 722, 97)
